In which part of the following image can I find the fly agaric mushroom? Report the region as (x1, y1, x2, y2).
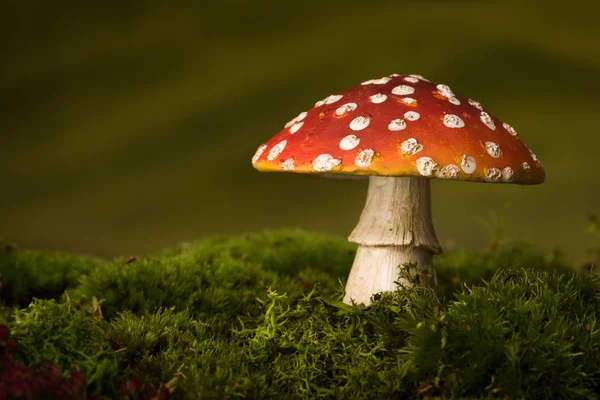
(252, 74, 545, 306)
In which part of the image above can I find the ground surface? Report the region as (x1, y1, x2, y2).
(1, 230, 599, 399)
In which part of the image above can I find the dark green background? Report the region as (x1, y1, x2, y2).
(1, 2, 598, 261)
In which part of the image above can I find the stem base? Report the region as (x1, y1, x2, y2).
(343, 244, 435, 306)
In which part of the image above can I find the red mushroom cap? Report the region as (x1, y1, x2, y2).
(252, 74, 545, 184)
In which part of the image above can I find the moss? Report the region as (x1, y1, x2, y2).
(5, 298, 121, 396)
(103, 308, 272, 399)
(435, 242, 573, 299)
(420, 268, 600, 398)
(73, 230, 354, 333)
(0, 242, 105, 307)
(1, 230, 599, 399)
(232, 267, 600, 399)
(168, 230, 357, 278)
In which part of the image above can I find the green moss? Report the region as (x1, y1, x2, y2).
(419, 268, 600, 398)
(0, 242, 105, 307)
(435, 242, 573, 299)
(231, 267, 600, 399)
(168, 230, 357, 278)
(73, 230, 354, 333)
(6, 298, 121, 396)
(103, 308, 272, 399)
(2, 230, 599, 399)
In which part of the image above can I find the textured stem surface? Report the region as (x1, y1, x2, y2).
(344, 176, 441, 305)
(343, 245, 435, 305)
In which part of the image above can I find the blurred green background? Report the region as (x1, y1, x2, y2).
(1, 1, 598, 262)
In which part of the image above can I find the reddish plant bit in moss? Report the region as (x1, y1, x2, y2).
(119, 377, 143, 395)
(124, 256, 138, 264)
(118, 377, 170, 400)
(0, 323, 172, 400)
(4, 340, 18, 355)
(0, 359, 86, 399)
(0, 325, 10, 343)
(0, 324, 85, 399)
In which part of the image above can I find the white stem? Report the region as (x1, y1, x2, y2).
(343, 245, 435, 305)
(343, 176, 441, 306)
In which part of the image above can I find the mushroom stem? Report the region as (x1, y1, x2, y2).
(344, 176, 442, 305)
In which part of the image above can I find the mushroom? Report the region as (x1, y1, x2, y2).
(252, 74, 545, 306)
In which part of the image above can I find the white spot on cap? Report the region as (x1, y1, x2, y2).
(502, 167, 514, 182)
(285, 111, 307, 128)
(485, 142, 502, 158)
(335, 102, 358, 116)
(355, 149, 375, 168)
(371, 77, 392, 84)
(316, 94, 343, 107)
(391, 85, 415, 95)
(362, 77, 392, 85)
(404, 111, 420, 121)
(403, 76, 420, 83)
(503, 122, 518, 136)
(443, 114, 465, 128)
(485, 167, 502, 182)
(400, 138, 423, 155)
(523, 162, 531, 171)
(350, 116, 370, 131)
(480, 112, 496, 130)
(388, 119, 407, 131)
(409, 74, 430, 82)
(290, 122, 304, 134)
(461, 155, 477, 174)
(435, 85, 460, 105)
(525, 145, 539, 163)
(401, 97, 417, 105)
(281, 158, 295, 171)
(531, 152, 539, 162)
(312, 154, 341, 172)
(370, 94, 388, 104)
(296, 111, 307, 122)
(436, 164, 460, 179)
(325, 94, 343, 105)
(267, 140, 287, 160)
(468, 99, 483, 110)
(416, 157, 437, 176)
(252, 144, 267, 164)
(339, 135, 360, 150)
(436, 84, 455, 98)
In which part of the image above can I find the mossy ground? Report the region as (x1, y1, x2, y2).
(1, 230, 599, 399)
